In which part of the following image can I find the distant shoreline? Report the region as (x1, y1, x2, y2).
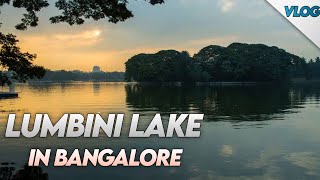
(24, 79, 320, 85)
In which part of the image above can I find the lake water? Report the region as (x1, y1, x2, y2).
(0, 82, 320, 179)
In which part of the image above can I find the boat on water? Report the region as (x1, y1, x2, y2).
(0, 92, 18, 98)
(0, 82, 18, 99)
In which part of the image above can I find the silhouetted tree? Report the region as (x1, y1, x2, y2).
(308, 57, 320, 79)
(0, 0, 165, 30)
(290, 57, 310, 80)
(0, 32, 45, 86)
(0, 162, 48, 180)
(194, 43, 303, 81)
(125, 50, 194, 82)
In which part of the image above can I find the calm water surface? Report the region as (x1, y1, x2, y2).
(0, 82, 320, 180)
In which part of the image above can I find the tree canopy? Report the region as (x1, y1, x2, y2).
(125, 43, 307, 83)
(0, 32, 45, 86)
(308, 57, 320, 79)
(125, 50, 194, 82)
(194, 43, 303, 81)
(0, 0, 165, 30)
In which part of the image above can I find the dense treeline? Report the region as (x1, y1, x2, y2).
(308, 57, 320, 79)
(125, 50, 195, 82)
(32, 70, 124, 82)
(125, 43, 314, 82)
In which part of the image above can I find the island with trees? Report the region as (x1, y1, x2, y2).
(125, 43, 318, 83)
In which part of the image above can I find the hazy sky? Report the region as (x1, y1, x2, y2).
(1, 0, 320, 72)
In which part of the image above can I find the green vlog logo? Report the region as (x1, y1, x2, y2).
(285, 5, 320, 17)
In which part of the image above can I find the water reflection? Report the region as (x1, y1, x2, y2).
(126, 84, 320, 123)
(0, 162, 47, 180)
(0, 82, 320, 179)
(92, 83, 101, 95)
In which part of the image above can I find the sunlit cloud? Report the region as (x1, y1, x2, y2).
(19, 29, 104, 52)
(218, 0, 236, 13)
(54, 29, 102, 41)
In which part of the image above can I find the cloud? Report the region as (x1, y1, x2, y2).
(218, 0, 236, 13)
(53, 29, 103, 47)
(54, 30, 102, 41)
(20, 29, 103, 51)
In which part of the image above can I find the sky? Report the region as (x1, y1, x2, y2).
(1, 0, 320, 72)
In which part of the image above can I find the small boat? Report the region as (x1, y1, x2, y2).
(0, 79, 19, 98)
(0, 83, 18, 99)
(0, 92, 18, 98)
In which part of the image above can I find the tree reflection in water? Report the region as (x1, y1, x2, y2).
(125, 83, 320, 126)
(0, 162, 48, 180)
